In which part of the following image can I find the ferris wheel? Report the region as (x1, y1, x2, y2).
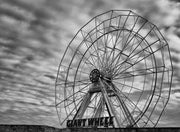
(55, 10, 173, 128)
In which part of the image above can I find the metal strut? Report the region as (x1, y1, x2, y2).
(73, 92, 92, 119)
(99, 79, 121, 127)
(93, 96, 104, 118)
(111, 83, 138, 127)
(72, 67, 138, 127)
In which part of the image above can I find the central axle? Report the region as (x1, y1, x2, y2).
(89, 69, 101, 83)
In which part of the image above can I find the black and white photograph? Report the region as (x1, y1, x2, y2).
(0, 0, 179, 131)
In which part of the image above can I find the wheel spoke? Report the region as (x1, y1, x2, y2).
(112, 80, 143, 91)
(113, 84, 155, 126)
(56, 79, 90, 86)
(56, 83, 91, 107)
(109, 18, 148, 71)
(80, 30, 99, 68)
(113, 66, 168, 80)
(110, 15, 139, 69)
(60, 97, 84, 125)
(113, 43, 153, 76)
(59, 64, 90, 75)
(114, 42, 167, 77)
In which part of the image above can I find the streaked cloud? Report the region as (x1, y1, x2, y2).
(0, 0, 179, 128)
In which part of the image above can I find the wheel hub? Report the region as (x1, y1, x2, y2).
(89, 69, 101, 83)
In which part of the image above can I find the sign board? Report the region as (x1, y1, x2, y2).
(67, 117, 114, 128)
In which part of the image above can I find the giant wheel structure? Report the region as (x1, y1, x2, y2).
(55, 10, 173, 128)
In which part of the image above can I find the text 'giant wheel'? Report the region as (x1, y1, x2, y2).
(55, 10, 173, 128)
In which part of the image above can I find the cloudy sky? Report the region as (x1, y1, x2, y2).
(0, 0, 180, 128)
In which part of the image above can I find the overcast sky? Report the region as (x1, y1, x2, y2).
(0, 0, 180, 128)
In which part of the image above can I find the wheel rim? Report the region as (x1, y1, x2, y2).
(55, 10, 173, 128)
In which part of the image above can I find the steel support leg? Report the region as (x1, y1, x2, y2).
(93, 96, 104, 118)
(73, 92, 92, 119)
(99, 79, 121, 127)
(112, 83, 138, 127)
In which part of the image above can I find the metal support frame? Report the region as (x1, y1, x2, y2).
(93, 96, 104, 118)
(72, 78, 138, 127)
(99, 79, 121, 127)
(73, 92, 92, 119)
(114, 88, 138, 127)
